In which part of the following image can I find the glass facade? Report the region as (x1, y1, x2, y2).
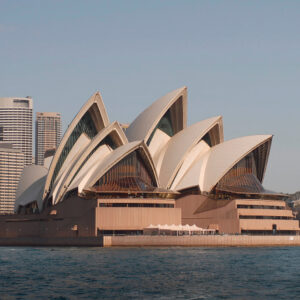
(216, 152, 265, 194)
(253, 141, 270, 182)
(94, 150, 156, 192)
(147, 110, 174, 145)
(202, 132, 212, 147)
(202, 124, 221, 147)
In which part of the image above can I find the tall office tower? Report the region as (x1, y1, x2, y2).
(0, 144, 24, 214)
(35, 112, 61, 166)
(0, 97, 33, 166)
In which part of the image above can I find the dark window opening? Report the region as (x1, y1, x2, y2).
(202, 132, 212, 147)
(216, 153, 265, 194)
(147, 109, 174, 145)
(237, 204, 285, 210)
(99, 203, 174, 208)
(241, 230, 297, 235)
(93, 150, 156, 192)
(18, 201, 39, 215)
(98, 229, 143, 236)
(239, 215, 294, 220)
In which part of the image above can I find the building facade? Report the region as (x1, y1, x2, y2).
(35, 112, 61, 166)
(0, 97, 33, 166)
(0, 144, 24, 214)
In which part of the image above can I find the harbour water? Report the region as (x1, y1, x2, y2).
(0, 246, 300, 299)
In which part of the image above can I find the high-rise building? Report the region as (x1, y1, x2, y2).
(35, 112, 61, 166)
(0, 97, 33, 166)
(0, 144, 24, 214)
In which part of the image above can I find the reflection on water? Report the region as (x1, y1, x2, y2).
(0, 246, 300, 299)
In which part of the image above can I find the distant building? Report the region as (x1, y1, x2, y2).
(35, 112, 61, 166)
(0, 144, 24, 214)
(0, 97, 33, 166)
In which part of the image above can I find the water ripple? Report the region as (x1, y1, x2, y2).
(0, 246, 300, 299)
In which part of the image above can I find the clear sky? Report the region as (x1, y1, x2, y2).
(1, 1, 300, 193)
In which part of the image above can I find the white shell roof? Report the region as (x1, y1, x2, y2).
(16, 176, 47, 212)
(126, 87, 187, 142)
(15, 165, 48, 212)
(170, 140, 210, 190)
(148, 128, 171, 163)
(51, 133, 92, 204)
(158, 116, 223, 188)
(44, 156, 53, 169)
(54, 134, 91, 186)
(69, 144, 112, 193)
(79, 141, 158, 193)
(14, 87, 275, 213)
(175, 135, 272, 193)
(16, 165, 48, 200)
(43, 91, 109, 199)
(53, 121, 127, 203)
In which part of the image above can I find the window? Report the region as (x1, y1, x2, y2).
(13, 99, 29, 108)
(147, 109, 174, 145)
(216, 153, 265, 194)
(94, 150, 156, 192)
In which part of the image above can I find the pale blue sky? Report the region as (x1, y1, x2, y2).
(1, 1, 300, 192)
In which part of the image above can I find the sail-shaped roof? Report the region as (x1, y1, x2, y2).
(126, 87, 187, 145)
(13, 87, 276, 214)
(52, 121, 127, 203)
(158, 116, 223, 188)
(15, 165, 48, 212)
(174, 135, 272, 193)
(78, 141, 158, 195)
(43, 92, 109, 200)
(50, 133, 92, 204)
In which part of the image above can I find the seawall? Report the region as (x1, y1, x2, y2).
(103, 235, 300, 247)
(1, 235, 300, 247)
(0, 237, 103, 247)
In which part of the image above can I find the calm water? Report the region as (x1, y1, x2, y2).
(0, 246, 300, 299)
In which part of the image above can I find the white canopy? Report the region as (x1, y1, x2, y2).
(145, 224, 206, 231)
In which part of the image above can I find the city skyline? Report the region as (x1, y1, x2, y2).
(1, 1, 300, 192)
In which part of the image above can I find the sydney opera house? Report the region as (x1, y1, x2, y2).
(0, 87, 299, 239)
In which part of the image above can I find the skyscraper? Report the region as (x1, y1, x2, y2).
(0, 97, 33, 166)
(35, 112, 61, 166)
(0, 144, 24, 214)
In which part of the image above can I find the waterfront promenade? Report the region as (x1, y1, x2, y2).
(1, 235, 300, 247)
(103, 235, 300, 247)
